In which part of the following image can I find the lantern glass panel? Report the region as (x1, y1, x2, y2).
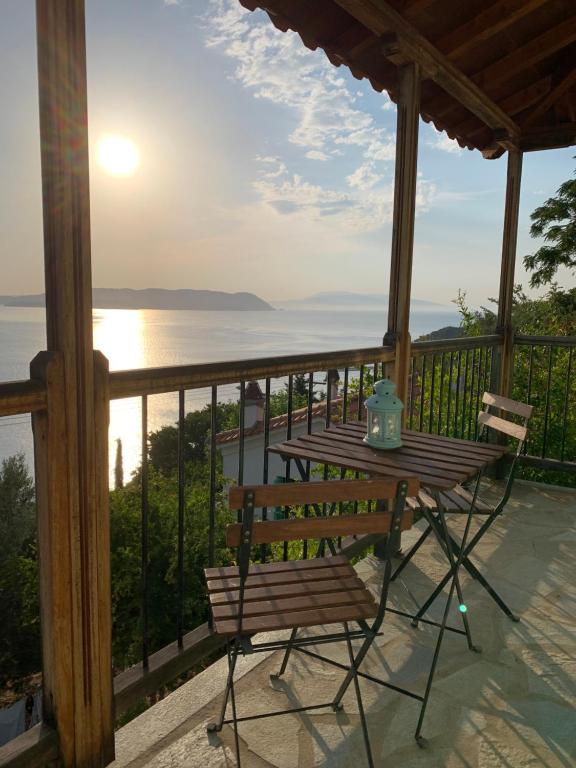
(387, 414, 398, 436)
(370, 413, 381, 436)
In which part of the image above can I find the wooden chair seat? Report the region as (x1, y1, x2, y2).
(205, 554, 378, 637)
(406, 484, 494, 515)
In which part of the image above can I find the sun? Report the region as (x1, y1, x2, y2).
(97, 133, 140, 177)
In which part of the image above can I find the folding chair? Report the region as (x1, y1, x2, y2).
(392, 392, 533, 625)
(204, 477, 422, 767)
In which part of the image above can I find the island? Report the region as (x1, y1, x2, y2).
(0, 288, 275, 311)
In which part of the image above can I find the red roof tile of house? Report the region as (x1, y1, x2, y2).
(215, 395, 361, 445)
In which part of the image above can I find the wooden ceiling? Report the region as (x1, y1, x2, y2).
(238, 0, 576, 158)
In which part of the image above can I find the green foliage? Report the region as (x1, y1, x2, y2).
(149, 401, 238, 475)
(0, 455, 40, 687)
(524, 165, 576, 288)
(454, 291, 575, 487)
(0, 454, 35, 566)
(109, 463, 233, 669)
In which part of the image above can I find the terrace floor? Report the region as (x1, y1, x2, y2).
(111, 480, 576, 768)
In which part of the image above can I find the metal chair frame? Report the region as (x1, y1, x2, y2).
(205, 478, 457, 766)
(391, 392, 533, 627)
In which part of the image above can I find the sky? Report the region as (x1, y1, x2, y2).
(0, 0, 573, 307)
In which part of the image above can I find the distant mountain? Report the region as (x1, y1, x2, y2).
(416, 325, 464, 342)
(0, 288, 274, 311)
(276, 291, 444, 308)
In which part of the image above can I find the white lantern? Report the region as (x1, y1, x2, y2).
(363, 379, 403, 449)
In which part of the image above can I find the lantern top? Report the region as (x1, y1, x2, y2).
(364, 378, 403, 412)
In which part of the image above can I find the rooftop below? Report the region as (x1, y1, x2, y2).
(111, 480, 575, 768)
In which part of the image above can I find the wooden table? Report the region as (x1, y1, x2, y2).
(268, 421, 508, 491)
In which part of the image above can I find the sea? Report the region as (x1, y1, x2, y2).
(0, 304, 460, 481)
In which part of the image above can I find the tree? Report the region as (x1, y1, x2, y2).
(149, 401, 237, 475)
(109, 463, 233, 669)
(454, 289, 575, 487)
(0, 454, 35, 566)
(524, 163, 576, 288)
(0, 455, 40, 687)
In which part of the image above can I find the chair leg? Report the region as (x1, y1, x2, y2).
(343, 622, 374, 768)
(415, 482, 480, 746)
(271, 627, 298, 680)
(435, 505, 479, 653)
(207, 640, 239, 734)
(413, 515, 519, 624)
(331, 563, 394, 710)
(229, 645, 242, 768)
(390, 523, 432, 581)
(414, 561, 459, 749)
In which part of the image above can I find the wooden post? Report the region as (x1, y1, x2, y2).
(384, 62, 420, 419)
(33, 2, 114, 765)
(496, 150, 523, 398)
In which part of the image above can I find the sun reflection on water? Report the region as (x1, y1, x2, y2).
(93, 309, 146, 484)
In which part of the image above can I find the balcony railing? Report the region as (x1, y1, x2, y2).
(0, 333, 574, 767)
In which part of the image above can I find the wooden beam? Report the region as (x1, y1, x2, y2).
(496, 150, 523, 398)
(523, 68, 576, 127)
(384, 62, 420, 413)
(435, 0, 549, 61)
(35, 1, 114, 765)
(473, 16, 576, 91)
(332, 0, 519, 135)
(453, 76, 553, 139)
(519, 122, 576, 151)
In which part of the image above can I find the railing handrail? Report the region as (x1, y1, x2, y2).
(514, 334, 576, 347)
(411, 334, 502, 355)
(0, 379, 47, 417)
(3, 333, 575, 416)
(108, 345, 396, 400)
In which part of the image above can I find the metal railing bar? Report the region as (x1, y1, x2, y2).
(541, 347, 554, 458)
(141, 395, 149, 669)
(560, 347, 573, 463)
(428, 353, 436, 434)
(177, 389, 185, 648)
(208, 385, 217, 570)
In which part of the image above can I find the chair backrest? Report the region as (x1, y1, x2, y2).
(226, 477, 419, 547)
(478, 392, 533, 448)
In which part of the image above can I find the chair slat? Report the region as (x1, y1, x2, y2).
(205, 554, 348, 580)
(228, 477, 419, 509)
(208, 575, 365, 606)
(214, 602, 378, 637)
(226, 508, 412, 547)
(211, 588, 373, 620)
(478, 411, 527, 441)
(206, 563, 354, 592)
(482, 392, 533, 419)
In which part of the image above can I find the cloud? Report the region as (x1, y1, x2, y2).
(203, 1, 437, 232)
(428, 128, 464, 154)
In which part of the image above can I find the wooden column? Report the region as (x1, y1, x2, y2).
(384, 63, 420, 417)
(33, 2, 114, 765)
(496, 149, 523, 397)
